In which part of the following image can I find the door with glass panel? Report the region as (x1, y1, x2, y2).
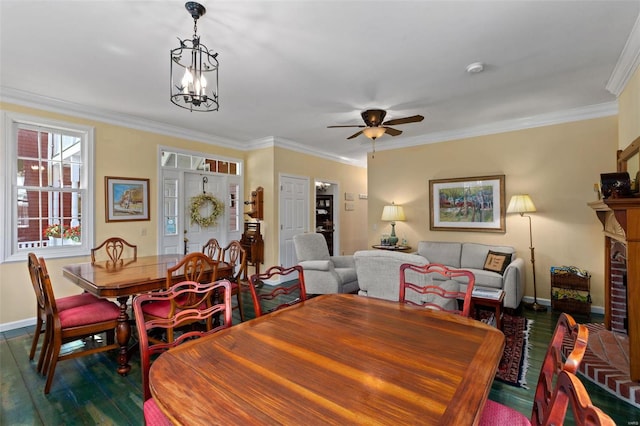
(159, 149, 243, 256)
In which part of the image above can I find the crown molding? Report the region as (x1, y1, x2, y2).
(376, 101, 618, 153)
(0, 87, 616, 168)
(0, 87, 244, 150)
(607, 14, 640, 96)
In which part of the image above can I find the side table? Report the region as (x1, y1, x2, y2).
(471, 288, 505, 330)
(371, 245, 412, 252)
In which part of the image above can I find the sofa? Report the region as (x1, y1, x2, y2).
(354, 250, 429, 302)
(354, 241, 525, 309)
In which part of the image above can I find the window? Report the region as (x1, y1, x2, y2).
(2, 112, 94, 262)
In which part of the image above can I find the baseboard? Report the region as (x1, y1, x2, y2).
(0, 317, 36, 333)
(521, 296, 605, 315)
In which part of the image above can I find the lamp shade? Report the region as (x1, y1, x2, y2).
(507, 194, 536, 214)
(363, 127, 386, 140)
(381, 203, 406, 221)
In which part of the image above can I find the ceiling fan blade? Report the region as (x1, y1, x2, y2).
(347, 130, 363, 140)
(327, 125, 366, 128)
(383, 127, 403, 137)
(383, 115, 425, 126)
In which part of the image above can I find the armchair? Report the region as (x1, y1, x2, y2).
(292, 233, 358, 294)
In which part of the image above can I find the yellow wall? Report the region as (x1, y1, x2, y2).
(367, 117, 618, 308)
(0, 103, 367, 327)
(618, 66, 640, 149)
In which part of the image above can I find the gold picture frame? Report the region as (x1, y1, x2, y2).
(429, 174, 505, 232)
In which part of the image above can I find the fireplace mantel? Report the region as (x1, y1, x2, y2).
(589, 197, 640, 381)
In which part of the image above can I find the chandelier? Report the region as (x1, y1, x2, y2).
(170, 2, 219, 112)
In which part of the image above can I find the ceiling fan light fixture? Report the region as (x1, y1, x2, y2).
(170, 2, 219, 112)
(362, 127, 386, 140)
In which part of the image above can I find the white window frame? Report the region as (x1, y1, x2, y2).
(1, 111, 95, 263)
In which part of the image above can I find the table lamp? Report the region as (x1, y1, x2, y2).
(381, 202, 405, 246)
(507, 194, 546, 311)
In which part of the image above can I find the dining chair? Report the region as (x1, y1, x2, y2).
(142, 252, 220, 343)
(248, 265, 307, 317)
(91, 237, 137, 265)
(133, 279, 232, 425)
(202, 237, 223, 261)
(545, 370, 615, 425)
(399, 263, 475, 317)
(37, 257, 121, 394)
(221, 240, 248, 321)
(479, 312, 589, 426)
(26, 253, 101, 369)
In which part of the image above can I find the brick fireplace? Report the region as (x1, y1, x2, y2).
(589, 199, 639, 381)
(610, 241, 628, 334)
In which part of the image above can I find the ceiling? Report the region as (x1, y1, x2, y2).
(1, 1, 639, 167)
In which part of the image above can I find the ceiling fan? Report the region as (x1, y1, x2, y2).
(327, 109, 424, 140)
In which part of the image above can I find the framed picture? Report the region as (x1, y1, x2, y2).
(105, 177, 150, 222)
(429, 174, 505, 232)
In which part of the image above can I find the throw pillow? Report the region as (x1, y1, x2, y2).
(483, 251, 512, 275)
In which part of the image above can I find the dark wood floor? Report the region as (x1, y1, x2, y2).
(2, 294, 638, 425)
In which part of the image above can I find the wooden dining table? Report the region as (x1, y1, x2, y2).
(149, 294, 506, 425)
(62, 254, 231, 375)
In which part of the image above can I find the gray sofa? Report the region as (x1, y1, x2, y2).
(354, 241, 525, 309)
(416, 241, 524, 309)
(354, 250, 428, 301)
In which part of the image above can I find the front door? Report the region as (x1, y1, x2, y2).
(184, 172, 227, 254)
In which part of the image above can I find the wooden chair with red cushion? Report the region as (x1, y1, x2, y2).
(27, 253, 101, 369)
(133, 279, 232, 425)
(221, 240, 248, 321)
(91, 237, 137, 265)
(399, 263, 475, 317)
(141, 252, 220, 343)
(545, 370, 615, 426)
(37, 257, 121, 394)
(202, 238, 223, 261)
(479, 312, 589, 425)
(248, 265, 307, 317)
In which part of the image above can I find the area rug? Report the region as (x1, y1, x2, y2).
(563, 323, 640, 409)
(480, 312, 532, 388)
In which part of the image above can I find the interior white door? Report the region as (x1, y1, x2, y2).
(184, 172, 227, 254)
(279, 175, 309, 268)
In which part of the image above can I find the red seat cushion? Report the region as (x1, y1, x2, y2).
(143, 398, 172, 426)
(57, 292, 101, 311)
(58, 300, 120, 328)
(141, 297, 207, 318)
(479, 399, 532, 426)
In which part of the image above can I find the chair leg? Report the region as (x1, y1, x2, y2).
(237, 289, 245, 322)
(37, 322, 52, 375)
(43, 333, 62, 394)
(29, 316, 43, 360)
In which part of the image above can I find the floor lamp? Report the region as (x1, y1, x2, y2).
(507, 194, 546, 311)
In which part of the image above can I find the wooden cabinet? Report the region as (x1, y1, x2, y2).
(316, 195, 333, 255)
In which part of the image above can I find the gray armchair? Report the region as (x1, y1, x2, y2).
(292, 233, 359, 294)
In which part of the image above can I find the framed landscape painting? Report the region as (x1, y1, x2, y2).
(105, 177, 150, 222)
(429, 175, 505, 232)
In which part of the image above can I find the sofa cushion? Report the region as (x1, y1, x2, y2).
(461, 243, 515, 269)
(451, 268, 503, 290)
(483, 251, 513, 275)
(417, 242, 462, 268)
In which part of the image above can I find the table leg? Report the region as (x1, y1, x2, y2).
(116, 296, 131, 375)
